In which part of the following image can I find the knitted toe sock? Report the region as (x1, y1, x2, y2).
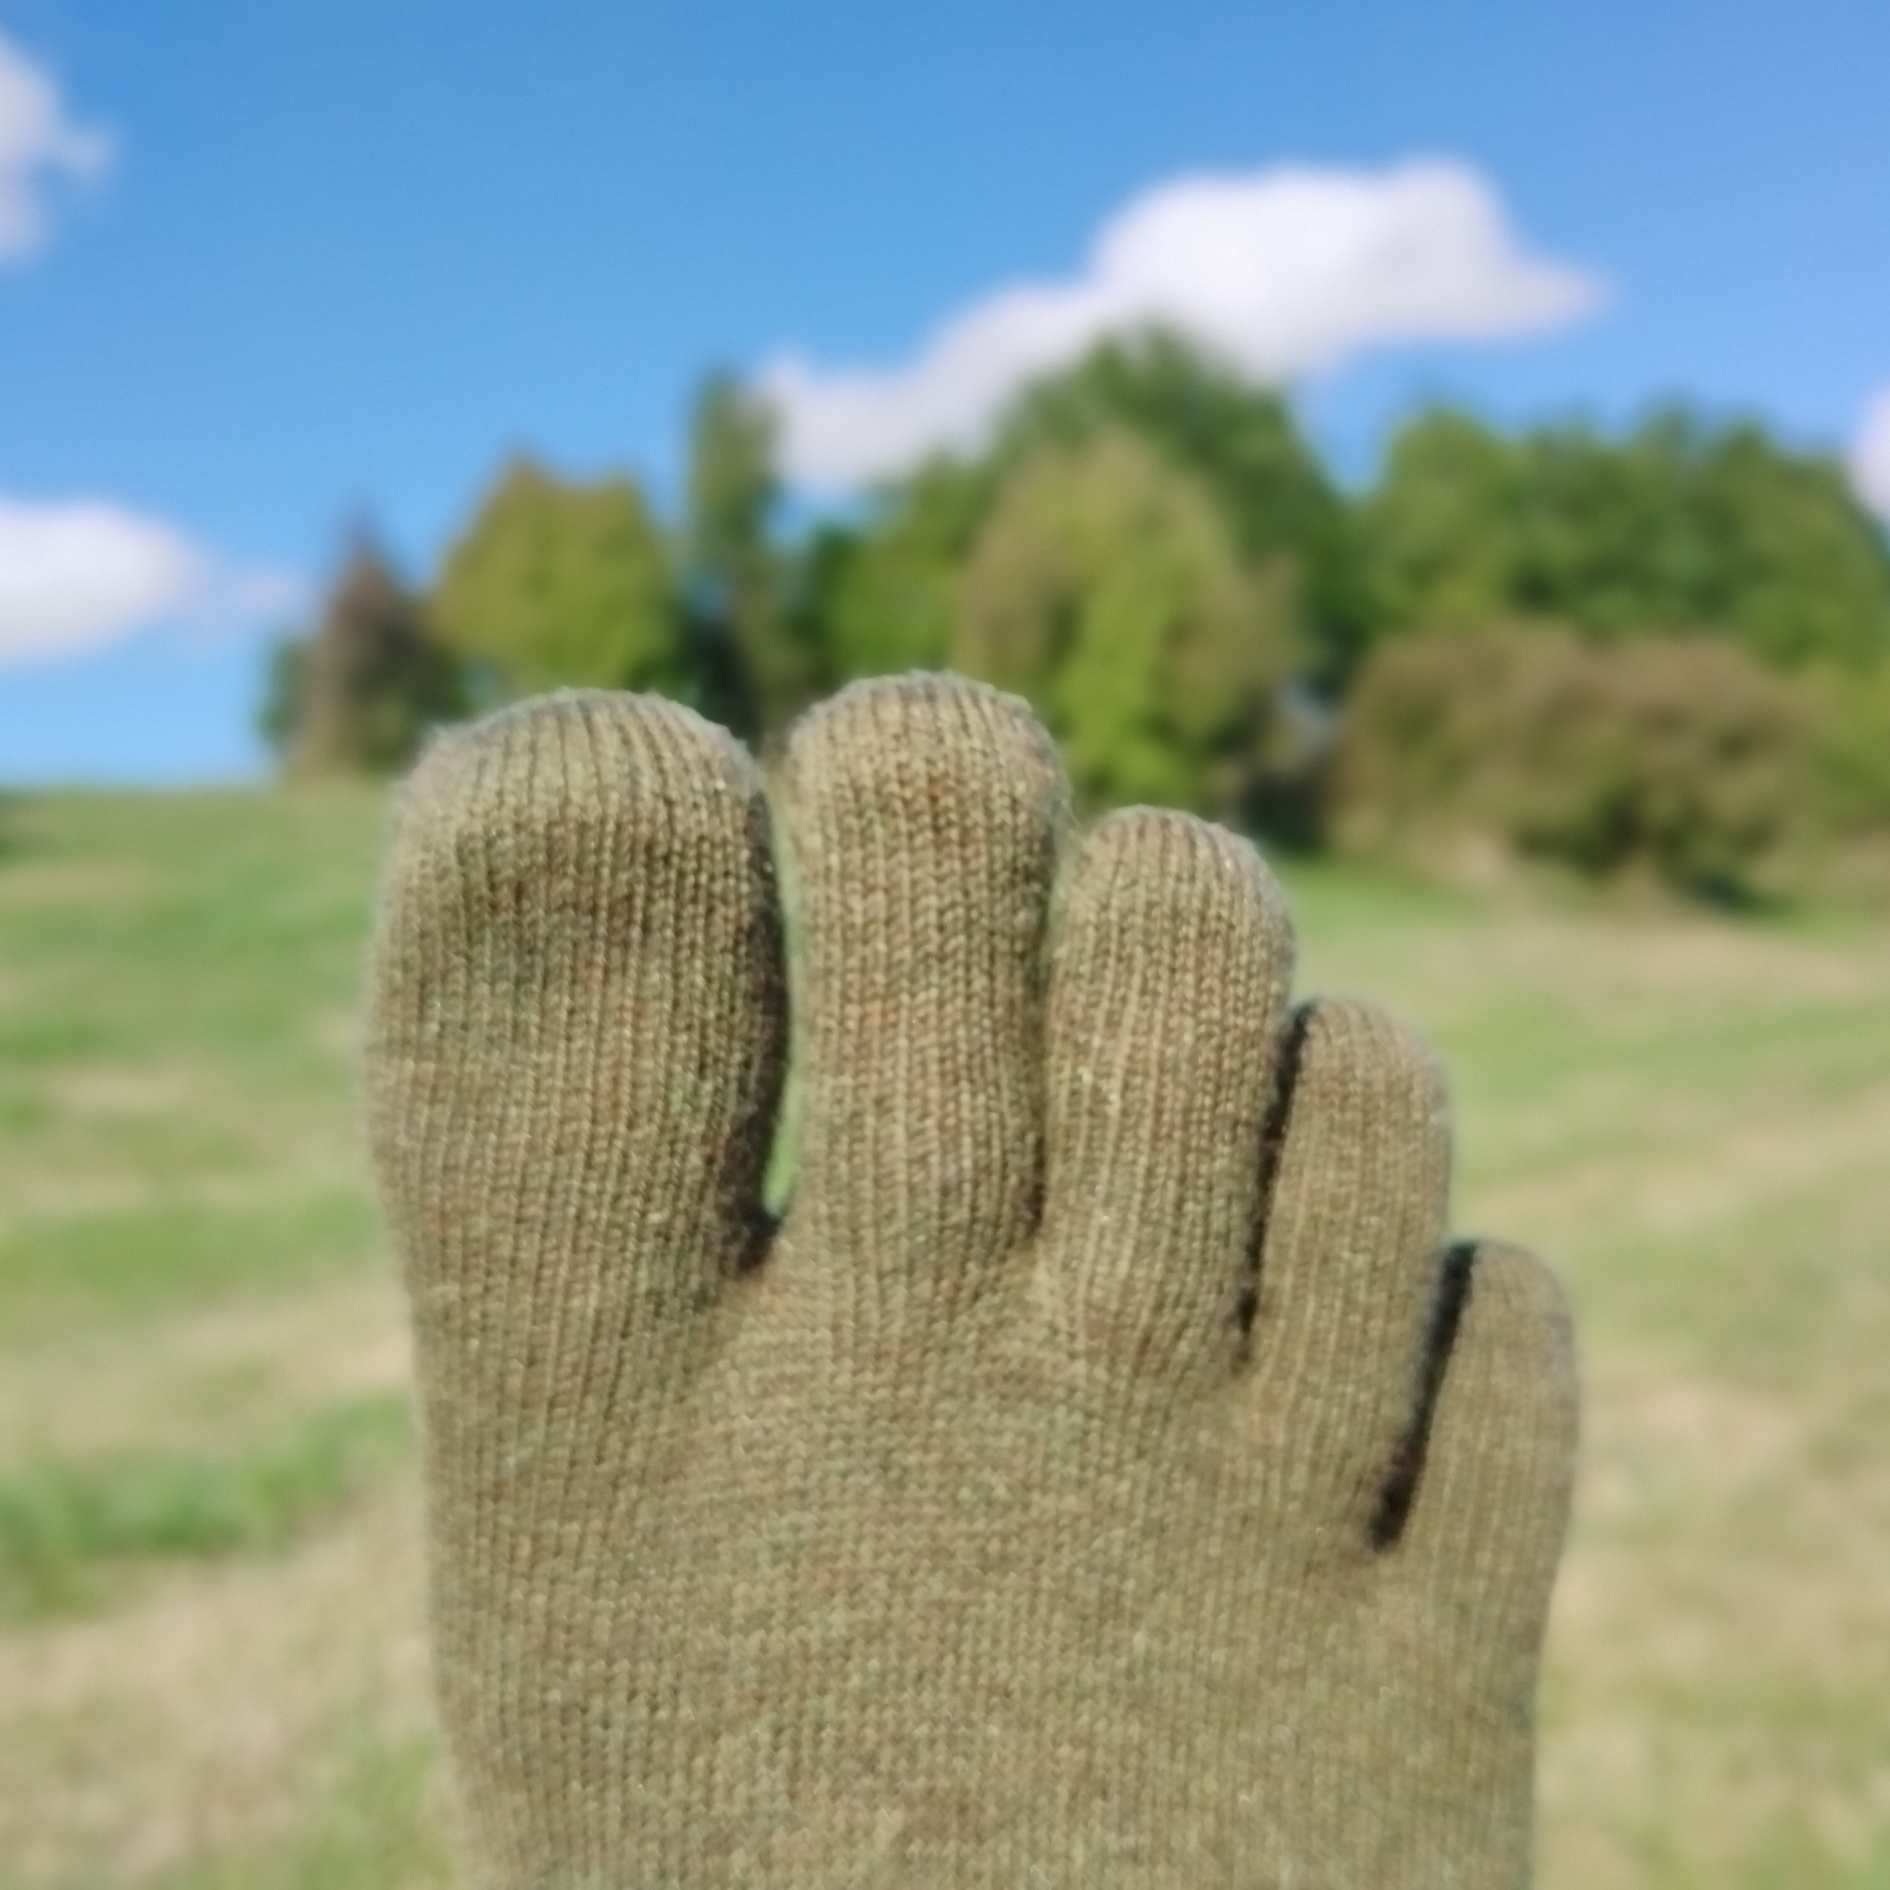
(365, 676, 1578, 1889)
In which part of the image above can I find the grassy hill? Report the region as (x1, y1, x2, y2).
(1, 785, 1886, 1888)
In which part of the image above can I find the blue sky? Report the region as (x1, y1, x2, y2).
(2, 0, 1887, 783)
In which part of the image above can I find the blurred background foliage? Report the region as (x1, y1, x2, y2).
(262, 329, 1890, 908)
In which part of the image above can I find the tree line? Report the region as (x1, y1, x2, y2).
(266, 331, 1890, 904)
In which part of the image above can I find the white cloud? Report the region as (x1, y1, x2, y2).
(761, 158, 1605, 490)
(1849, 385, 1890, 522)
(0, 497, 303, 668)
(0, 29, 112, 263)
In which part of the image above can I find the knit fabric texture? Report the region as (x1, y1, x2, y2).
(364, 674, 1579, 1889)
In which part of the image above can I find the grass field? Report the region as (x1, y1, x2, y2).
(1, 782, 1886, 1888)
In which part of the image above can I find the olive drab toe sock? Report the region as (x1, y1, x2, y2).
(365, 675, 1579, 1889)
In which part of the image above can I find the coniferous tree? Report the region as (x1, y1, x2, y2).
(679, 373, 791, 737)
(263, 524, 463, 775)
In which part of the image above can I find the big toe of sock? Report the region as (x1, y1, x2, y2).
(366, 690, 788, 1391)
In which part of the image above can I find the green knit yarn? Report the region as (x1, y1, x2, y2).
(365, 674, 1577, 1888)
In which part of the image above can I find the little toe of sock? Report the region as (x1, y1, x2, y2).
(1392, 1239, 1579, 1625)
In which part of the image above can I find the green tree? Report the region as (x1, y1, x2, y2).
(1356, 411, 1518, 632)
(262, 527, 463, 775)
(773, 522, 855, 708)
(955, 430, 1299, 819)
(824, 457, 991, 681)
(433, 454, 680, 695)
(683, 372, 778, 589)
(1362, 406, 1890, 672)
(679, 371, 816, 737)
(993, 330, 1367, 682)
(1656, 414, 1890, 669)
(816, 333, 1356, 696)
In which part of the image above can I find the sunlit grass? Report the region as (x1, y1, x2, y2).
(0, 1392, 411, 1622)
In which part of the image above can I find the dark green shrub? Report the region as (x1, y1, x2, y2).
(1335, 624, 1822, 903)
